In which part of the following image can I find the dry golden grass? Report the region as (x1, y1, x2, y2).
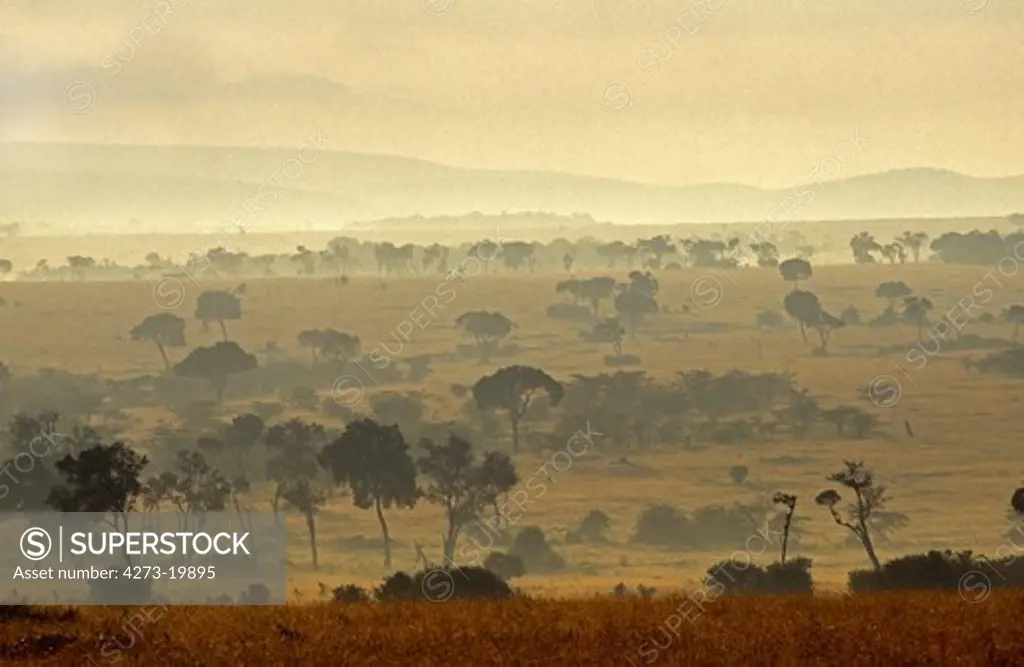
(4, 592, 1024, 665)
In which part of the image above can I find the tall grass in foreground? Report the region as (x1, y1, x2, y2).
(1, 592, 1019, 666)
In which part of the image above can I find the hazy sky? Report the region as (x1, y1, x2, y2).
(2, 0, 1022, 188)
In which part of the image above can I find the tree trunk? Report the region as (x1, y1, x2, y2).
(306, 510, 319, 570)
(781, 509, 793, 565)
(861, 529, 882, 571)
(855, 493, 882, 572)
(375, 497, 392, 568)
(510, 411, 520, 454)
(214, 375, 226, 404)
(798, 320, 808, 343)
(443, 514, 458, 565)
(156, 342, 170, 370)
(219, 319, 229, 342)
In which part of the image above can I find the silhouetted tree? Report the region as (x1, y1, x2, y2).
(815, 461, 906, 572)
(319, 418, 418, 567)
(298, 329, 361, 365)
(130, 313, 187, 370)
(773, 492, 797, 564)
(875, 281, 913, 310)
(614, 285, 659, 335)
(417, 434, 517, 563)
(472, 365, 564, 453)
(265, 418, 328, 569)
(47, 442, 148, 564)
(778, 258, 812, 289)
(195, 291, 242, 341)
(579, 277, 617, 316)
(456, 311, 515, 361)
(173, 341, 258, 403)
(850, 232, 881, 264)
(898, 231, 928, 263)
(902, 296, 934, 340)
(592, 318, 626, 356)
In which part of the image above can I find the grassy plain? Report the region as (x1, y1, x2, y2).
(3, 226, 1024, 665)
(1, 256, 1023, 599)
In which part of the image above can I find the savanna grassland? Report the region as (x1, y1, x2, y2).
(1, 253, 1022, 591)
(2, 226, 1024, 665)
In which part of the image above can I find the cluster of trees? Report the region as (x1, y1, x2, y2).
(848, 231, 928, 264)
(0, 227, 825, 285)
(0, 411, 518, 572)
(929, 228, 1024, 265)
(548, 369, 881, 452)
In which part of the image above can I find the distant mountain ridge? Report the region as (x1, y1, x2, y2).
(1, 142, 1022, 233)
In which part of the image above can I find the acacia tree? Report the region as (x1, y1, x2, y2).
(778, 258, 812, 290)
(814, 461, 906, 572)
(297, 329, 360, 365)
(455, 311, 515, 361)
(417, 434, 517, 563)
(146, 450, 232, 533)
(782, 289, 844, 354)
(130, 313, 186, 370)
(875, 281, 913, 311)
(47, 442, 149, 565)
(319, 418, 418, 567)
(578, 277, 617, 317)
(264, 419, 329, 570)
(902, 296, 934, 340)
(850, 232, 881, 264)
(173, 341, 258, 403)
(195, 291, 242, 341)
(614, 279, 659, 335)
(783, 289, 818, 345)
(898, 231, 929, 263)
(472, 365, 564, 453)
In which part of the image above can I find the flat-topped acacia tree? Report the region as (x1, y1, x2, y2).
(472, 365, 563, 453)
(174, 341, 258, 404)
(319, 418, 418, 567)
(195, 290, 242, 341)
(130, 313, 187, 370)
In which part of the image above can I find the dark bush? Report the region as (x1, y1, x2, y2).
(704, 557, 814, 596)
(331, 584, 372, 604)
(631, 503, 796, 551)
(375, 567, 514, 602)
(848, 550, 1024, 594)
(631, 505, 691, 547)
